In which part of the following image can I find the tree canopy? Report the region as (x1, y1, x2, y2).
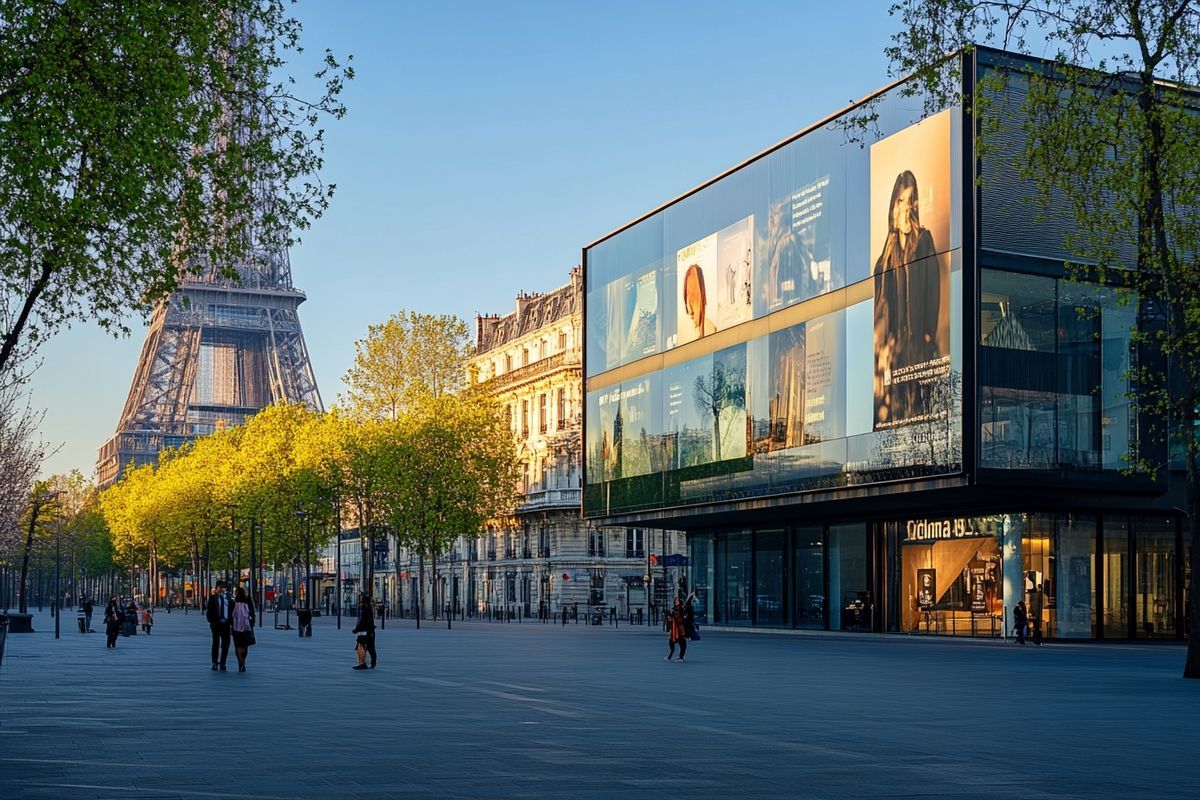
(0, 0, 352, 379)
(342, 312, 471, 421)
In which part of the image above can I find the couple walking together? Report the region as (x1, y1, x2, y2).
(207, 580, 256, 672)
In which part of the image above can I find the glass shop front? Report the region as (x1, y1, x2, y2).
(687, 511, 1188, 640)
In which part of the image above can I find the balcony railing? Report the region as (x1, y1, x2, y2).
(483, 349, 581, 392)
(518, 487, 581, 512)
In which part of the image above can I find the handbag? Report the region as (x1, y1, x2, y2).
(247, 629, 257, 646)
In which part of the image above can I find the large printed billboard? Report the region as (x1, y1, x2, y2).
(870, 110, 953, 430)
(584, 99, 961, 517)
(676, 216, 754, 345)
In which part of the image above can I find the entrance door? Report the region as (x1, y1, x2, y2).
(794, 526, 825, 629)
(1134, 517, 1176, 638)
(829, 524, 868, 631)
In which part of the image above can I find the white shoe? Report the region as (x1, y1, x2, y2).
(664, 656, 672, 661)
(677, 658, 685, 663)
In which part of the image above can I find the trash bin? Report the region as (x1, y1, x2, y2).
(76, 610, 87, 634)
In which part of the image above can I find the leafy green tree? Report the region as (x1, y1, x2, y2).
(884, 0, 1200, 676)
(0, 0, 351, 379)
(383, 393, 520, 620)
(342, 312, 471, 421)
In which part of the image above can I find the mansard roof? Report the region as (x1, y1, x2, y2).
(476, 268, 581, 354)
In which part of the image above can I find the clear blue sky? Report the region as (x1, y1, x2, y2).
(31, 0, 900, 480)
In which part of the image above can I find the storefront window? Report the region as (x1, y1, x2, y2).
(1102, 518, 1129, 638)
(1055, 514, 1097, 638)
(719, 531, 751, 625)
(829, 524, 868, 631)
(897, 516, 1003, 636)
(1023, 514, 1055, 639)
(794, 526, 825, 629)
(1133, 517, 1176, 639)
(689, 534, 714, 624)
(754, 530, 786, 626)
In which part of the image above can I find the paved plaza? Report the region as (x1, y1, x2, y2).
(0, 609, 1197, 799)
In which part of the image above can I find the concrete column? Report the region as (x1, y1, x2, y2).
(1001, 513, 1025, 635)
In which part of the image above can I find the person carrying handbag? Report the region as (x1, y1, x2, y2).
(231, 587, 256, 673)
(103, 596, 122, 648)
(665, 596, 688, 663)
(352, 592, 377, 670)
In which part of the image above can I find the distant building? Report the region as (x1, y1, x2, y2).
(403, 267, 685, 621)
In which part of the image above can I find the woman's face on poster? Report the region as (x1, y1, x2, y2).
(684, 269, 704, 331)
(891, 184, 917, 236)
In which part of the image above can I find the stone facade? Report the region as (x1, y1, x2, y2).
(393, 267, 685, 620)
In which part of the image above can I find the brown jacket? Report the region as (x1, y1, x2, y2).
(667, 608, 686, 642)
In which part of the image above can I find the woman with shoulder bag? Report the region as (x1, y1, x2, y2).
(665, 596, 688, 663)
(352, 592, 377, 670)
(104, 596, 122, 648)
(231, 587, 256, 672)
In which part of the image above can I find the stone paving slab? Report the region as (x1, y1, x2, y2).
(1, 609, 1197, 798)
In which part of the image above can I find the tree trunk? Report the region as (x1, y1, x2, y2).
(17, 500, 41, 613)
(418, 554, 425, 627)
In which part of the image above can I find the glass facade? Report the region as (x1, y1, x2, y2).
(980, 270, 1135, 471)
(586, 83, 965, 517)
(686, 512, 1184, 640)
(593, 49, 1187, 642)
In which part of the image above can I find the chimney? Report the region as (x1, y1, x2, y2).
(475, 313, 500, 352)
(515, 290, 544, 319)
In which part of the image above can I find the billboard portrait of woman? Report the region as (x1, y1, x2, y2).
(869, 110, 953, 431)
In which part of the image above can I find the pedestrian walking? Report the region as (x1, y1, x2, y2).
(352, 592, 377, 670)
(123, 599, 139, 636)
(231, 586, 256, 673)
(665, 596, 688, 663)
(103, 596, 122, 648)
(206, 580, 233, 671)
(1012, 600, 1028, 645)
(1030, 584, 1045, 646)
(140, 605, 154, 634)
(561, 605, 568, 626)
(82, 596, 94, 632)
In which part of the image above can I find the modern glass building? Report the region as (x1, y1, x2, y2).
(581, 47, 1190, 640)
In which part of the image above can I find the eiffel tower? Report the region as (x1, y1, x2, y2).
(96, 22, 323, 487)
(97, 245, 323, 486)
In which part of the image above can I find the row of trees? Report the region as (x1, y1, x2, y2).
(95, 312, 519, 613)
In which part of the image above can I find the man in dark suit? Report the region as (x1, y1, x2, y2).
(206, 581, 232, 671)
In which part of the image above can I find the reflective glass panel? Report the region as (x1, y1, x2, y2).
(754, 530, 786, 626)
(1133, 517, 1176, 639)
(794, 526, 825, 629)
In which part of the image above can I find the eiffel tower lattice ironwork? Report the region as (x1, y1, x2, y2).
(97, 246, 323, 487)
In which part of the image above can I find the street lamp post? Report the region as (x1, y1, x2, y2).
(54, 512, 62, 639)
(335, 502, 342, 630)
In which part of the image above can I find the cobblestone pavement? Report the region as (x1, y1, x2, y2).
(0, 608, 1197, 799)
